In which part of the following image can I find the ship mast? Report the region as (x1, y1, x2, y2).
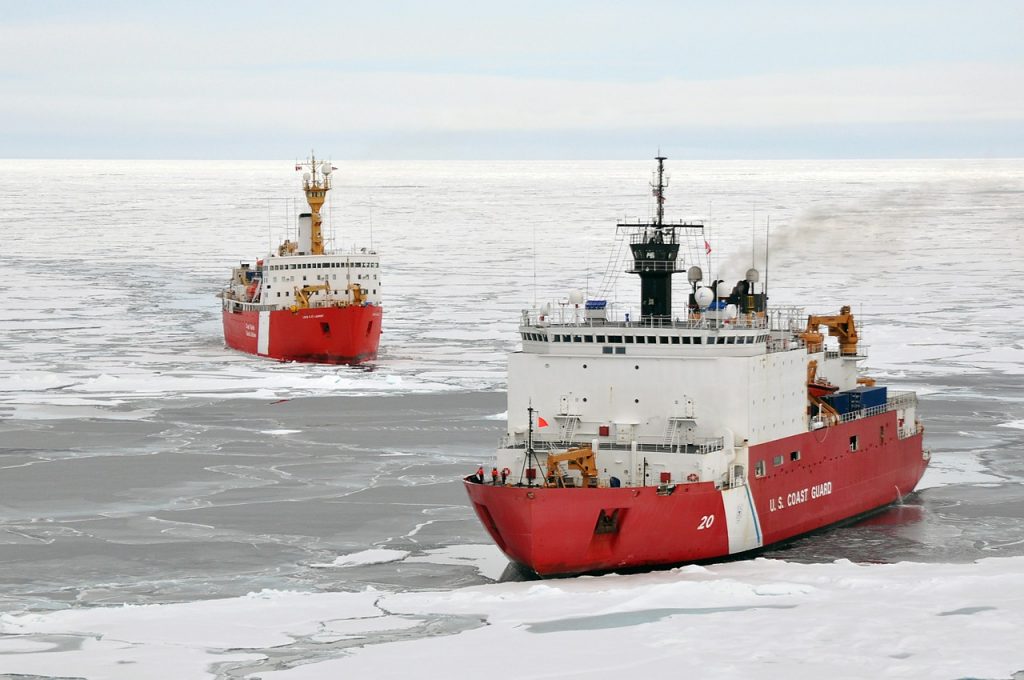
(297, 151, 332, 255)
(619, 155, 703, 323)
(653, 154, 667, 227)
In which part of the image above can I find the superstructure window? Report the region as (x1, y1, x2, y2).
(608, 335, 622, 343)
(584, 335, 593, 343)
(659, 337, 669, 344)
(625, 336, 634, 344)
(755, 461, 766, 478)
(773, 454, 784, 466)
(596, 335, 606, 343)
(850, 435, 859, 452)
(671, 336, 680, 344)
(790, 450, 801, 461)
(602, 347, 613, 354)
(614, 347, 626, 354)
(648, 336, 657, 344)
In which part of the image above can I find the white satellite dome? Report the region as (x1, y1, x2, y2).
(687, 266, 703, 283)
(694, 286, 714, 308)
(568, 290, 585, 305)
(302, 172, 311, 182)
(746, 268, 760, 283)
(724, 303, 738, 319)
(321, 162, 332, 175)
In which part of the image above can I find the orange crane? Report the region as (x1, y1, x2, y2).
(544, 446, 599, 488)
(801, 305, 859, 355)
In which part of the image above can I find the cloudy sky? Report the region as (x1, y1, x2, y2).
(2, 1, 1022, 159)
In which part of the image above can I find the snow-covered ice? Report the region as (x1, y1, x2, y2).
(1, 558, 1022, 679)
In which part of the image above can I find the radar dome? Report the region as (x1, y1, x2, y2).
(724, 303, 738, 319)
(746, 268, 760, 283)
(321, 163, 332, 175)
(568, 290, 585, 305)
(687, 266, 703, 283)
(302, 172, 311, 182)
(694, 286, 714, 309)
(540, 302, 552, 315)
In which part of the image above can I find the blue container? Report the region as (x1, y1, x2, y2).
(848, 386, 888, 410)
(586, 300, 608, 310)
(823, 392, 852, 415)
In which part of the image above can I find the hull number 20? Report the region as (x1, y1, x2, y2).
(697, 515, 715, 530)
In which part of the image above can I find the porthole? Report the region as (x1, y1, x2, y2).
(582, 364, 587, 369)
(634, 365, 639, 370)
(634, 398, 639, 404)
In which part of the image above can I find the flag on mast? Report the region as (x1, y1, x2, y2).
(704, 240, 712, 255)
(537, 416, 549, 428)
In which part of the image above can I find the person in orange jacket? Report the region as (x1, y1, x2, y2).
(491, 467, 499, 485)
(475, 465, 484, 483)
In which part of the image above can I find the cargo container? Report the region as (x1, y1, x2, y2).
(848, 385, 888, 410)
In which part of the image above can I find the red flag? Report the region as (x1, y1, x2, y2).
(295, 164, 302, 171)
(704, 240, 712, 255)
(537, 416, 549, 428)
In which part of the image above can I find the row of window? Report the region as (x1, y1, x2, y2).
(754, 450, 802, 477)
(523, 333, 769, 345)
(271, 289, 376, 298)
(266, 261, 379, 271)
(753, 432, 876, 478)
(269, 273, 377, 283)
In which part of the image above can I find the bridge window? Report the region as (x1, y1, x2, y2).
(636, 337, 645, 344)
(671, 336, 680, 344)
(659, 336, 669, 344)
(596, 335, 606, 343)
(584, 335, 593, 343)
(625, 336, 634, 344)
(608, 335, 622, 343)
(648, 336, 657, 344)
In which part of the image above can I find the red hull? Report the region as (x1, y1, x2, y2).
(465, 411, 926, 576)
(222, 305, 382, 364)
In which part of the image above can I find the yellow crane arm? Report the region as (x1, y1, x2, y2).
(544, 446, 599, 488)
(802, 305, 859, 355)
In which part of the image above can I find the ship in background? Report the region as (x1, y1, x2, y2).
(220, 154, 382, 364)
(465, 156, 929, 577)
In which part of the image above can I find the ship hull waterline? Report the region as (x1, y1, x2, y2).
(222, 304, 382, 364)
(466, 412, 927, 577)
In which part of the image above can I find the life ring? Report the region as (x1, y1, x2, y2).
(501, 467, 511, 476)
(686, 473, 699, 482)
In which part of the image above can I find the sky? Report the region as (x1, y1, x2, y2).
(1, 1, 1022, 159)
